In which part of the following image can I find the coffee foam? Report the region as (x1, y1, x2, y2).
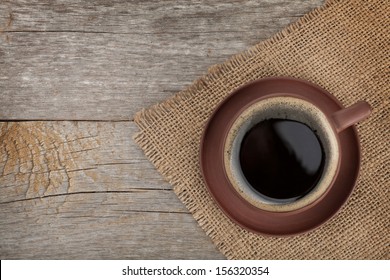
(224, 97, 340, 212)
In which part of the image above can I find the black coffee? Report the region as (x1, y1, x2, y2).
(239, 119, 325, 202)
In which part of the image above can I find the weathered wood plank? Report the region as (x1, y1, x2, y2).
(0, 0, 322, 34)
(0, 121, 224, 259)
(0, 0, 324, 120)
(0, 191, 223, 259)
(0, 121, 171, 203)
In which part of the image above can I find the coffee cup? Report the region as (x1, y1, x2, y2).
(224, 96, 370, 212)
(200, 77, 372, 235)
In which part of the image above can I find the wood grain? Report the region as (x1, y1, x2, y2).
(0, 0, 324, 120)
(0, 0, 325, 259)
(0, 121, 223, 259)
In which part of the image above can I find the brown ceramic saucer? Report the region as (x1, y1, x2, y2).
(200, 77, 361, 236)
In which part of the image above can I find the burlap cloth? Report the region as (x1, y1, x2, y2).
(134, 0, 389, 259)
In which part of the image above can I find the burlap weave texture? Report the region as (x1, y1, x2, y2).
(134, 0, 389, 259)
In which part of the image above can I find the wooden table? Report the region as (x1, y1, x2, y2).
(0, 0, 324, 259)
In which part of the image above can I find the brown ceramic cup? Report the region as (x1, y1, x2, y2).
(224, 96, 370, 212)
(200, 77, 372, 236)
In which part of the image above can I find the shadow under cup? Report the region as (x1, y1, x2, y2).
(224, 97, 340, 212)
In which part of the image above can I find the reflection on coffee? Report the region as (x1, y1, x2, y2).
(239, 119, 325, 202)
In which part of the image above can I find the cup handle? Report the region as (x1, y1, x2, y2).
(331, 101, 372, 133)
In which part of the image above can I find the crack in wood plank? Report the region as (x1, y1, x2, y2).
(0, 189, 179, 205)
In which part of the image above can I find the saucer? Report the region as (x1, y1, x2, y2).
(199, 77, 361, 236)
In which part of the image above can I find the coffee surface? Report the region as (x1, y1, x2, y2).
(239, 119, 325, 202)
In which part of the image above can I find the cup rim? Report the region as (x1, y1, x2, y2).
(199, 76, 361, 236)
